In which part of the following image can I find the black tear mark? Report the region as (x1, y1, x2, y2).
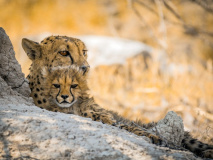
(68, 54, 74, 64)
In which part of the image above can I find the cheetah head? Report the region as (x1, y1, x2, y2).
(22, 36, 90, 74)
(42, 65, 88, 108)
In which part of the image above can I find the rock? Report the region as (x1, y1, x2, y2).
(0, 99, 200, 160)
(0, 76, 15, 96)
(0, 27, 30, 97)
(151, 111, 184, 147)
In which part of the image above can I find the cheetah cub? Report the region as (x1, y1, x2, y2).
(38, 65, 213, 158)
(40, 65, 162, 145)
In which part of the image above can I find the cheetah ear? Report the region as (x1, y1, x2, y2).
(22, 38, 41, 61)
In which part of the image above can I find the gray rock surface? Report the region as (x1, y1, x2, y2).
(0, 96, 200, 160)
(151, 111, 184, 147)
(0, 76, 15, 96)
(0, 27, 30, 97)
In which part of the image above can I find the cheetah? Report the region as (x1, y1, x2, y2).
(38, 65, 161, 144)
(22, 35, 90, 107)
(40, 65, 213, 158)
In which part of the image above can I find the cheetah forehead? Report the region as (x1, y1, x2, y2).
(40, 35, 85, 46)
(39, 36, 87, 58)
(41, 65, 82, 78)
(51, 65, 80, 72)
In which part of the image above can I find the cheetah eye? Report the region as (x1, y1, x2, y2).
(59, 51, 69, 56)
(83, 50, 87, 56)
(71, 84, 78, 88)
(53, 84, 60, 88)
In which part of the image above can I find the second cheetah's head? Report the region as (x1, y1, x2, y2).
(42, 65, 89, 108)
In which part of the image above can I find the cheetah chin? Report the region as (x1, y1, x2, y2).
(54, 99, 77, 108)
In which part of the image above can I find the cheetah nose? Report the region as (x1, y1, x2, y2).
(80, 65, 90, 73)
(61, 95, 69, 99)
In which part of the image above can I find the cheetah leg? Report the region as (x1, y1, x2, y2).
(82, 110, 116, 125)
(119, 124, 162, 145)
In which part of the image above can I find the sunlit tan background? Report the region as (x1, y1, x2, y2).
(1, 0, 213, 143)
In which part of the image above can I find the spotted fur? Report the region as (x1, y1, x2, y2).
(42, 66, 213, 158)
(39, 66, 162, 145)
(181, 131, 213, 158)
(22, 35, 90, 108)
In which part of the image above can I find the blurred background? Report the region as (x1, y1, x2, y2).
(1, 0, 213, 143)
